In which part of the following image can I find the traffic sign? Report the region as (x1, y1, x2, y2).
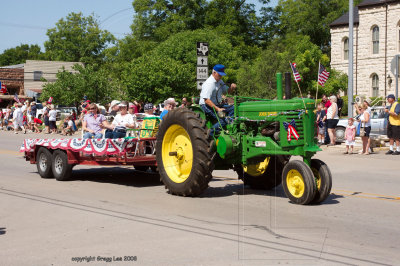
(197, 80, 206, 90)
(197, 56, 208, 66)
(197, 42, 209, 56)
(391, 55, 399, 77)
(197, 67, 208, 80)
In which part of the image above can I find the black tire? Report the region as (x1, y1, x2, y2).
(282, 160, 316, 205)
(52, 150, 73, 181)
(310, 159, 332, 204)
(335, 126, 346, 143)
(238, 156, 284, 190)
(36, 147, 53, 179)
(156, 108, 214, 196)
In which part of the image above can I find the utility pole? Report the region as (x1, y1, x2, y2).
(348, 0, 354, 116)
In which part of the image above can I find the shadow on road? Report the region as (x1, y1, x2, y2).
(0, 227, 6, 235)
(66, 167, 162, 188)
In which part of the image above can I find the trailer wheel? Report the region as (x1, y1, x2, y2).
(239, 156, 283, 190)
(310, 159, 332, 204)
(52, 150, 73, 181)
(156, 108, 213, 196)
(282, 160, 316, 205)
(36, 147, 53, 179)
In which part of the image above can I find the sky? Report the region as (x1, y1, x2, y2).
(0, 0, 278, 53)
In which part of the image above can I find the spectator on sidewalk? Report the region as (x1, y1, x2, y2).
(359, 103, 371, 155)
(337, 93, 344, 117)
(13, 103, 25, 134)
(33, 117, 43, 133)
(316, 103, 326, 144)
(42, 102, 50, 134)
(321, 94, 331, 144)
(344, 118, 356, 154)
(48, 105, 58, 134)
(326, 95, 339, 146)
(385, 94, 400, 155)
(30, 102, 37, 118)
(61, 115, 75, 136)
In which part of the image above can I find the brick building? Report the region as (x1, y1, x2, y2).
(330, 0, 400, 98)
(0, 60, 81, 107)
(0, 65, 25, 107)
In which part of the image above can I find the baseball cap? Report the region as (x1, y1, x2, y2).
(85, 100, 91, 103)
(213, 64, 226, 76)
(144, 103, 153, 111)
(387, 94, 395, 100)
(118, 102, 127, 107)
(128, 102, 135, 109)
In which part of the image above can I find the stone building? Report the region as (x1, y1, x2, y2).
(330, 0, 400, 99)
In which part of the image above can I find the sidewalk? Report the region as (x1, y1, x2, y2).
(322, 136, 389, 151)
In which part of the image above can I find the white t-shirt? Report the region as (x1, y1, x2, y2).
(360, 111, 371, 127)
(68, 120, 74, 128)
(112, 113, 134, 129)
(49, 110, 57, 121)
(13, 108, 23, 123)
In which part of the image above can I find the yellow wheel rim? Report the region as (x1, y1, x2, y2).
(162, 124, 193, 183)
(243, 157, 270, 177)
(286, 169, 305, 198)
(311, 168, 321, 190)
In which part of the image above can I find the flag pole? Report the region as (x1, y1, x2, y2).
(315, 61, 320, 107)
(290, 61, 307, 110)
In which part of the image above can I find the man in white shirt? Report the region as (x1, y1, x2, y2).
(199, 64, 236, 136)
(13, 103, 25, 134)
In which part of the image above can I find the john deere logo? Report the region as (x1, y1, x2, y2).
(259, 112, 277, 117)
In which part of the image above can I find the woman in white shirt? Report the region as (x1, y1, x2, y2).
(359, 103, 371, 155)
(105, 101, 136, 139)
(326, 95, 339, 146)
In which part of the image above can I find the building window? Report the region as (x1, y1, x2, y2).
(372, 26, 379, 54)
(343, 38, 349, 60)
(33, 71, 43, 81)
(372, 74, 379, 97)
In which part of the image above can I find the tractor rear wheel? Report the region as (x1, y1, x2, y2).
(282, 160, 316, 205)
(156, 108, 214, 196)
(239, 156, 284, 190)
(310, 159, 332, 204)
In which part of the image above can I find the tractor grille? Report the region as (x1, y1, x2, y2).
(285, 113, 304, 140)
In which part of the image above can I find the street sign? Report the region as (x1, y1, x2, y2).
(391, 55, 399, 77)
(196, 67, 208, 80)
(197, 42, 209, 56)
(197, 56, 208, 66)
(197, 80, 206, 90)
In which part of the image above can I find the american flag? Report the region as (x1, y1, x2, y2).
(318, 63, 330, 87)
(290, 62, 301, 82)
(48, 97, 53, 103)
(14, 93, 20, 103)
(0, 81, 7, 94)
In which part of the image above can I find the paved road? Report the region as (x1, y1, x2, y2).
(0, 131, 399, 265)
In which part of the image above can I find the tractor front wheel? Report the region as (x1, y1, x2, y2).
(282, 160, 316, 205)
(310, 159, 332, 204)
(156, 108, 214, 196)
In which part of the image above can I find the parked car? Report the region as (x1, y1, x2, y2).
(335, 106, 388, 142)
(56, 106, 77, 120)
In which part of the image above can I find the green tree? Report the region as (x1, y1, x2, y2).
(121, 54, 193, 103)
(131, 0, 207, 42)
(40, 64, 118, 106)
(237, 34, 329, 98)
(44, 12, 115, 64)
(275, 0, 363, 51)
(0, 44, 43, 66)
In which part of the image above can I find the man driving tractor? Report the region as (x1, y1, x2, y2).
(199, 64, 237, 136)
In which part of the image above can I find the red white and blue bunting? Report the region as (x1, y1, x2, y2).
(20, 138, 141, 155)
(283, 119, 299, 141)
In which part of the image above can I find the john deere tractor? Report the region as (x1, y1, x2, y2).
(156, 76, 332, 205)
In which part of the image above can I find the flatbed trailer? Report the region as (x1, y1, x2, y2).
(21, 137, 158, 181)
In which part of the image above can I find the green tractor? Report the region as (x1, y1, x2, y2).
(156, 78, 332, 205)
